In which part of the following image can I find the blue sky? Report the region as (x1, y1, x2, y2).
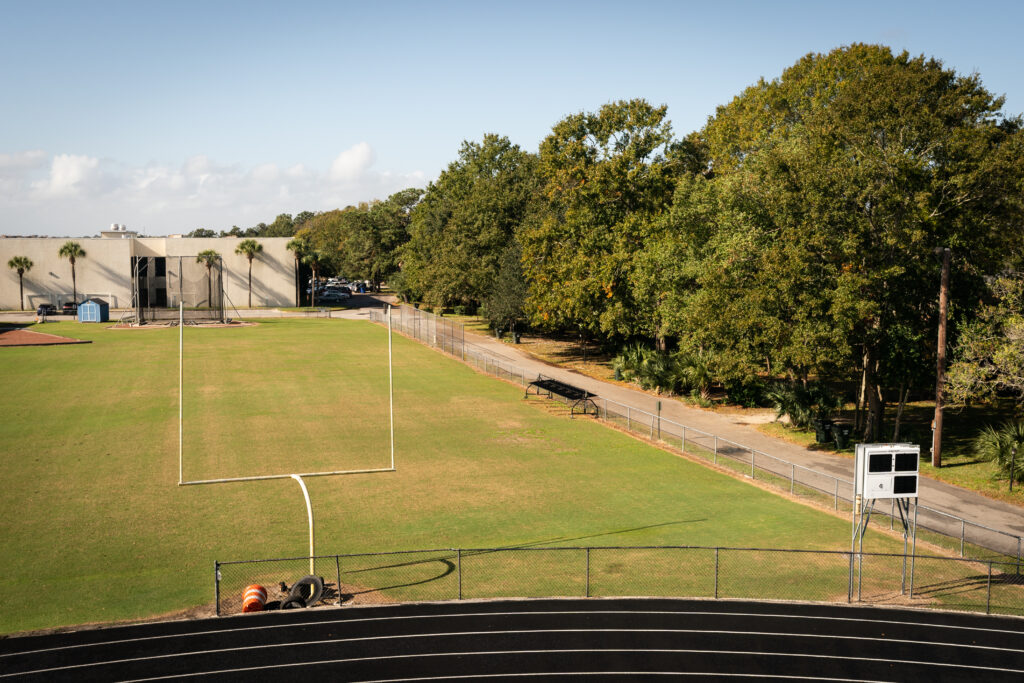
(2, 0, 1021, 236)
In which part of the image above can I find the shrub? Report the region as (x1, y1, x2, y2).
(766, 382, 842, 429)
(972, 420, 1024, 484)
(724, 377, 768, 408)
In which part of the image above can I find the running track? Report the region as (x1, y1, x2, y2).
(2, 598, 1023, 681)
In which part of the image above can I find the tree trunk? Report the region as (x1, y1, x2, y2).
(207, 268, 212, 308)
(247, 260, 253, 308)
(311, 267, 317, 307)
(854, 356, 867, 433)
(892, 378, 908, 441)
(71, 261, 77, 304)
(18, 273, 24, 311)
(294, 257, 300, 307)
(862, 345, 885, 441)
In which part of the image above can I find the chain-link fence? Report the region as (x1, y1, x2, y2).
(216, 545, 1024, 617)
(369, 305, 1024, 566)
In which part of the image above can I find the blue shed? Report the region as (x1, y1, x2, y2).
(78, 298, 110, 323)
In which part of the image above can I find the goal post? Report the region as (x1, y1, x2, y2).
(177, 304, 397, 486)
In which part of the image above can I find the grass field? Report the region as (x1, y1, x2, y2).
(0, 318, 977, 634)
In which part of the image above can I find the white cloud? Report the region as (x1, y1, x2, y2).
(32, 154, 100, 197)
(0, 147, 426, 236)
(250, 163, 280, 184)
(328, 142, 375, 183)
(0, 150, 47, 176)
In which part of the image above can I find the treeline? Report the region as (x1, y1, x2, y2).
(207, 45, 1024, 441)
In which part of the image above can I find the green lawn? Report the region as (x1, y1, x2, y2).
(0, 319, 983, 633)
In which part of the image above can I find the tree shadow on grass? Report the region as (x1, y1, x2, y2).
(338, 520, 706, 598)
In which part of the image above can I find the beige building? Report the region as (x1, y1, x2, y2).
(1, 232, 296, 311)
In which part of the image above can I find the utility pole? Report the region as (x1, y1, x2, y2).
(932, 247, 951, 468)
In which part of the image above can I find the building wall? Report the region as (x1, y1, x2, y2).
(0, 237, 134, 309)
(0, 236, 295, 310)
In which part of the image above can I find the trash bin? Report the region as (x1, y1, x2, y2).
(513, 332, 521, 344)
(812, 419, 834, 444)
(833, 423, 853, 449)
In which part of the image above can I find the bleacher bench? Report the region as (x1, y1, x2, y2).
(525, 375, 599, 417)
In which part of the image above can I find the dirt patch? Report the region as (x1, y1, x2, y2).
(107, 321, 257, 330)
(0, 325, 91, 347)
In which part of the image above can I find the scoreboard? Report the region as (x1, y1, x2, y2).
(855, 444, 920, 500)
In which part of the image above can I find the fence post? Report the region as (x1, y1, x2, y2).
(987, 562, 993, 614)
(891, 499, 895, 530)
(627, 407, 631, 431)
(791, 464, 795, 494)
(961, 520, 965, 557)
(834, 479, 839, 511)
(714, 435, 718, 459)
(681, 426, 686, 453)
(586, 548, 591, 598)
(335, 555, 342, 606)
(650, 417, 654, 439)
(714, 548, 720, 599)
(214, 561, 221, 617)
(847, 552, 853, 603)
(750, 449, 755, 478)
(458, 549, 463, 600)
(1018, 537, 1022, 576)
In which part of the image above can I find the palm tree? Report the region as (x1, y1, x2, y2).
(302, 250, 327, 307)
(676, 350, 715, 402)
(7, 256, 33, 311)
(973, 420, 1024, 488)
(234, 239, 263, 308)
(58, 241, 86, 304)
(286, 236, 310, 307)
(196, 250, 221, 308)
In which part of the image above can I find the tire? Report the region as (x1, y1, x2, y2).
(287, 575, 324, 607)
(281, 598, 306, 610)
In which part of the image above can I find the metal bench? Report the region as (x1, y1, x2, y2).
(526, 375, 598, 417)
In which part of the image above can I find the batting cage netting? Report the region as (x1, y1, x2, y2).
(132, 255, 225, 324)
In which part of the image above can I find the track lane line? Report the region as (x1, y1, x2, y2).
(6, 627, 1021, 678)
(116, 647, 1024, 682)
(5, 607, 1020, 659)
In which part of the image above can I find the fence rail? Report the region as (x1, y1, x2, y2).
(369, 305, 1024, 566)
(215, 545, 1024, 618)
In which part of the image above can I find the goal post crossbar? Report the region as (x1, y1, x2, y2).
(178, 466, 396, 487)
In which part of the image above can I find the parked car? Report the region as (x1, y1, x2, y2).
(62, 301, 78, 315)
(320, 289, 351, 303)
(36, 304, 57, 316)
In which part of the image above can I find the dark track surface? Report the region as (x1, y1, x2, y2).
(3, 598, 1023, 681)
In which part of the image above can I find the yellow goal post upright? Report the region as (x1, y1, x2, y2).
(174, 301, 397, 489)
